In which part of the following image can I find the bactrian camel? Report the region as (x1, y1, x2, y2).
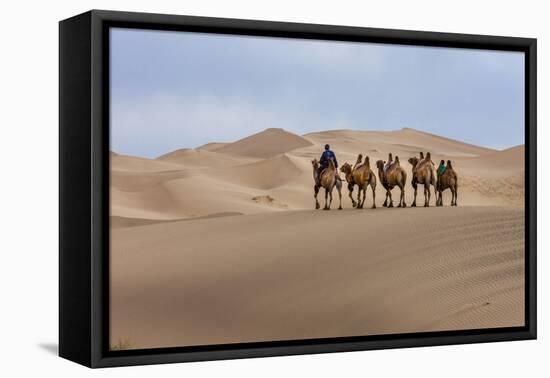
(340, 162, 358, 207)
(312, 158, 342, 210)
(376, 156, 407, 207)
(436, 160, 458, 206)
(339, 154, 376, 209)
(339, 153, 364, 207)
(408, 152, 437, 207)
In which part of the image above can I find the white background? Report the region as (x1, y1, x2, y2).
(0, 0, 547, 376)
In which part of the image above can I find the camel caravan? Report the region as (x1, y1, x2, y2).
(311, 150, 458, 210)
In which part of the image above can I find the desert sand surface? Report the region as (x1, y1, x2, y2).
(111, 206, 524, 349)
(110, 128, 525, 349)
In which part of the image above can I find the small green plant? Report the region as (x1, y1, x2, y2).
(111, 339, 131, 351)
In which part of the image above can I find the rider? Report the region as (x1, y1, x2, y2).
(383, 153, 393, 182)
(319, 144, 339, 178)
(437, 159, 446, 190)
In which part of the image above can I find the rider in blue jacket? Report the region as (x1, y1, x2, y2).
(319, 144, 338, 173)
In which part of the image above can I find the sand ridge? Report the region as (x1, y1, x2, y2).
(214, 127, 314, 158)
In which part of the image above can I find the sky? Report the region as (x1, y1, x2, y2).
(110, 27, 525, 158)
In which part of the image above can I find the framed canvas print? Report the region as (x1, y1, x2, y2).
(59, 10, 537, 368)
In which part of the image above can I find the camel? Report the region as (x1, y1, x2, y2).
(436, 160, 458, 206)
(376, 156, 407, 208)
(408, 152, 437, 207)
(340, 154, 376, 209)
(312, 158, 342, 210)
(340, 154, 364, 207)
(340, 162, 358, 207)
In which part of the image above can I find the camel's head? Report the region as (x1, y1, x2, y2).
(311, 159, 319, 170)
(376, 160, 385, 169)
(340, 162, 352, 174)
(408, 157, 419, 167)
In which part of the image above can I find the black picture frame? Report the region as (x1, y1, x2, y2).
(59, 9, 537, 368)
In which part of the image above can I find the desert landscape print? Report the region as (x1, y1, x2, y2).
(109, 28, 526, 350)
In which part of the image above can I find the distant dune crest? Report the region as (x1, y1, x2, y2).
(214, 127, 314, 158)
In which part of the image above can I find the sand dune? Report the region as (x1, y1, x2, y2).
(111, 206, 525, 349)
(197, 142, 228, 151)
(459, 145, 525, 176)
(111, 153, 182, 173)
(111, 127, 524, 222)
(111, 212, 242, 229)
(210, 153, 302, 190)
(215, 127, 313, 158)
(304, 128, 495, 158)
(111, 174, 279, 220)
(157, 148, 258, 167)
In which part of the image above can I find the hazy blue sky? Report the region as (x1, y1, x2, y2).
(110, 28, 525, 158)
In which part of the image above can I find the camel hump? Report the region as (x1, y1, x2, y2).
(394, 156, 400, 165)
(447, 160, 453, 169)
(426, 152, 432, 160)
(364, 156, 370, 167)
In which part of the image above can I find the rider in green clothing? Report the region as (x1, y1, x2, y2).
(437, 160, 446, 190)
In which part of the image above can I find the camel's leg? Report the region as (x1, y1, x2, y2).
(397, 186, 402, 207)
(371, 184, 376, 209)
(370, 181, 380, 209)
(411, 182, 417, 207)
(359, 188, 366, 209)
(314, 185, 320, 209)
(327, 187, 333, 210)
(337, 182, 343, 210)
(423, 185, 427, 207)
(348, 184, 356, 208)
(451, 185, 457, 206)
(437, 190, 443, 206)
(455, 185, 458, 206)
(424, 184, 430, 207)
(387, 189, 394, 208)
(383, 189, 388, 207)
(400, 184, 406, 207)
(323, 188, 329, 210)
(356, 187, 363, 209)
